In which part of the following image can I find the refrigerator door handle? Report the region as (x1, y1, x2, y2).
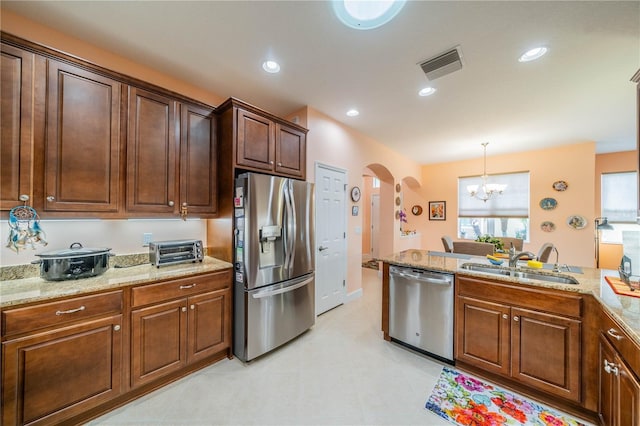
(287, 181, 297, 270)
(251, 276, 314, 299)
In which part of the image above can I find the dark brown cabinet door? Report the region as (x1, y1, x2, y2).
(187, 289, 231, 363)
(236, 108, 275, 172)
(1, 315, 122, 426)
(455, 295, 511, 376)
(180, 103, 217, 216)
(44, 60, 122, 212)
(599, 334, 617, 426)
(130, 298, 187, 388)
(127, 87, 179, 214)
(511, 307, 581, 402)
(275, 124, 305, 178)
(1, 43, 34, 210)
(618, 358, 640, 426)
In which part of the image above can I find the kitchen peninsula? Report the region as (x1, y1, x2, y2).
(379, 249, 640, 425)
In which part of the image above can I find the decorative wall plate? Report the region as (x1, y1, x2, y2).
(395, 183, 401, 193)
(566, 215, 587, 230)
(539, 197, 557, 210)
(411, 205, 423, 215)
(395, 196, 401, 206)
(552, 180, 568, 191)
(395, 210, 400, 220)
(540, 221, 556, 232)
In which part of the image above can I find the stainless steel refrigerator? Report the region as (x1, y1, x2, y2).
(233, 172, 315, 362)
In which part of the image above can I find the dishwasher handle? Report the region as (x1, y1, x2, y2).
(390, 267, 452, 285)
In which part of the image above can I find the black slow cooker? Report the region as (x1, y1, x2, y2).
(33, 242, 114, 281)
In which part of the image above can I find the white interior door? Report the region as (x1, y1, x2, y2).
(371, 194, 380, 258)
(315, 163, 347, 315)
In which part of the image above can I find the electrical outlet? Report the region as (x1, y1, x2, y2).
(143, 233, 153, 246)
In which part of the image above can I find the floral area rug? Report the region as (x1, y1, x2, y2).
(425, 367, 588, 426)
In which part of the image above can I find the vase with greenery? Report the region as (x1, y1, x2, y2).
(475, 235, 504, 251)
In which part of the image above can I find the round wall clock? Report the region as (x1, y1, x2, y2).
(350, 186, 361, 202)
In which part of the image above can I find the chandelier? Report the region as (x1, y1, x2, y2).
(467, 142, 507, 202)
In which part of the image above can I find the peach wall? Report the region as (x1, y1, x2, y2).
(419, 142, 597, 267)
(0, 9, 224, 107)
(304, 107, 422, 295)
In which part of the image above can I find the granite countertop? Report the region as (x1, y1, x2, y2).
(378, 249, 640, 348)
(0, 256, 233, 309)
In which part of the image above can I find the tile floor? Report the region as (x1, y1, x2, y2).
(90, 268, 584, 425)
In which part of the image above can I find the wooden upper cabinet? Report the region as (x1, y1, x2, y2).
(275, 124, 306, 179)
(180, 103, 217, 216)
(127, 87, 179, 214)
(1, 43, 34, 210)
(236, 107, 275, 172)
(44, 59, 122, 213)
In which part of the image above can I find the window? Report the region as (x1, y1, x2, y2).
(458, 172, 530, 240)
(372, 177, 380, 188)
(600, 171, 638, 243)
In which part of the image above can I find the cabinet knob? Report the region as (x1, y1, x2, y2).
(168, 201, 175, 207)
(47, 195, 55, 202)
(190, 305, 195, 310)
(113, 325, 121, 332)
(182, 202, 188, 207)
(270, 161, 274, 165)
(19, 194, 29, 202)
(181, 306, 187, 312)
(502, 314, 509, 320)
(277, 162, 282, 167)
(513, 316, 520, 322)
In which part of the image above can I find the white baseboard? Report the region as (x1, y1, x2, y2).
(345, 288, 363, 303)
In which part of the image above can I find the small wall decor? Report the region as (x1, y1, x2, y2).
(395, 183, 401, 193)
(552, 180, 568, 191)
(352, 206, 359, 216)
(428, 201, 446, 221)
(395, 210, 400, 220)
(539, 197, 557, 210)
(566, 215, 587, 230)
(411, 205, 423, 216)
(540, 221, 556, 232)
(350, 186, 361, 202)
(395, 196, 401, 206)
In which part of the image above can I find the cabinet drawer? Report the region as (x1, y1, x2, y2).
(131, 270, 231, 307)
(2, 290, 123, 337)
(601, 308, 640, 377)
(457, 275, 582, 318)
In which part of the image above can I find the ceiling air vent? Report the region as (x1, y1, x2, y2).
(418, 46, 463, 81)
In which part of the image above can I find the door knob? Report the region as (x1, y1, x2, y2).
(319, 246, 329, 251)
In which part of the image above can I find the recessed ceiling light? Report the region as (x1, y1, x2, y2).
(518, 47, 548, 62)
(262, 60, 281, 73)
(333, 0, 406, 30)
(419, 87, 437, 97)
(346, 109, 359, 117)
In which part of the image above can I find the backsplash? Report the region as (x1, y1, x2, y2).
(623, 230, 640, 274)
(0, 218, 207, 267)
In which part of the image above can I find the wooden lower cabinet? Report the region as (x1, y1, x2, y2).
(456, 275, 582, 403)
(1, 314, 123, 426)
(130, 271, 232, 388)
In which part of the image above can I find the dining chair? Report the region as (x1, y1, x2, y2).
(498, 237, 524, 251)
(452, 241, 495, 256)
(537, 243, 555, 263)
(441, 236, 454, 253)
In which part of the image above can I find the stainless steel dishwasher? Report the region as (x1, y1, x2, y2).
(389, 265, 454, 364)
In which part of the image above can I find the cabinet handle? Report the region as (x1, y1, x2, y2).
(502, 314, 509, 320)
(168, 201, 175, 207)
(55, 306, 85, 315)
(179, 283, 197, 290)
(113, 325, 121, 332)
(607, 328, 623, 341)
(604, 360, 619, 376)
(513, 316, 519, 322)
(46, 195, 55, 202)
(181, 307, 187, 312)
(190, 305, 195, 310)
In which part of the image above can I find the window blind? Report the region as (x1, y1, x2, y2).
(602, 172, 638, 223)
(458, 172, 530, 218)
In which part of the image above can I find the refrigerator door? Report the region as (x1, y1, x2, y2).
(234, 273, 315, 362)
(287, 179, 315, 279)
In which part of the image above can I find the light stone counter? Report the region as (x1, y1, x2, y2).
(378, 249, 640, 347)
(0, 256, 233, 309)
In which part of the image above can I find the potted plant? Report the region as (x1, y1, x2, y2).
(475, 235, 504, 251)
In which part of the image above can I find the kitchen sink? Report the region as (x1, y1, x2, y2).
(460, 263, 580, 285)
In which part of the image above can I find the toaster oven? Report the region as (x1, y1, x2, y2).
(149, 239, 204, 267)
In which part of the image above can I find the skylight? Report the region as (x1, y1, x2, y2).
(333, 0, 406, 30)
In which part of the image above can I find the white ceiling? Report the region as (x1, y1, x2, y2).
(4, 1, 639, 164)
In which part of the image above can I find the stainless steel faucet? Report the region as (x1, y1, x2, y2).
(509, 251, 536, 268)
(551, 247, 561, 272)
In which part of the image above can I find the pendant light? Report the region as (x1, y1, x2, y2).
(467, 142, 507, 202)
